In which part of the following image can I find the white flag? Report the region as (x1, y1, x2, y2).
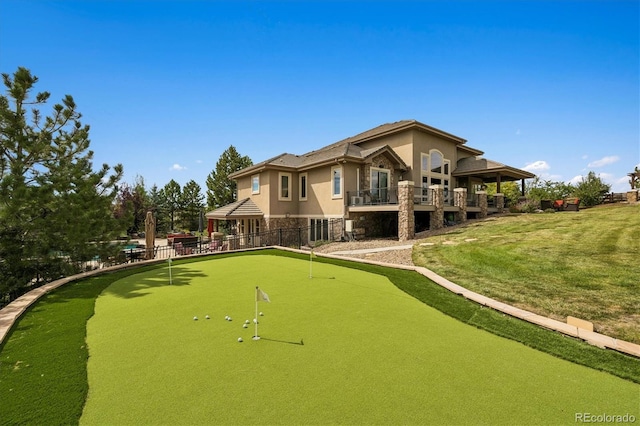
(256, 287, 270, 303)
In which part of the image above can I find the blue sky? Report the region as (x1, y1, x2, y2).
(1, 0, 638, 193)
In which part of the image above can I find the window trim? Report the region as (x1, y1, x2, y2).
(299, 172, 308, 201)
(278, 172, 292, 201)
(331, 165, 343, 199)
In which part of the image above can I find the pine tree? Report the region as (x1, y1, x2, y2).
(0, 67, 124, 303)
(161, 179, 182, 232)
(180, 179, 205, 231)
(206, 145, 252, 209)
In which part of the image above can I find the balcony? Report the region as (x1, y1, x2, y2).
(347, 188, 399, 206)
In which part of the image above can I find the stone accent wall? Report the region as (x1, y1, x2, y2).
(627, 190, 639, 204)
(264, 217, 306, 231)
(495, 193, 505, 213)
(363, 154, 396, 191)
(429, 186, 444, 230)
(477, 191, 488, 218)
(454, 188, 467, 223)
(398, 181, 414, 242)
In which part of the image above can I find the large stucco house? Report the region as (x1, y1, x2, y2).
(206, 120, 534, 243)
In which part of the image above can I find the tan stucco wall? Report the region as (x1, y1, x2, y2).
(237, 172, 271, 213)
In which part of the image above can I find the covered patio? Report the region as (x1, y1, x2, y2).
(453, 157, 535, 195)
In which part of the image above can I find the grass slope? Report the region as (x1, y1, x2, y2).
(413, 204, 640, 343)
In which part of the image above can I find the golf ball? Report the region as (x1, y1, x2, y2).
(228, 317, 232, 321)
(259, 312, 264, 316)
(245, 320, 250, 324)
(253, 318, 258, 323)
(243, 324, 248, 328)
(193, 316, 198, 321)
(225, 316, 229, 320)
(238, 337, 243, 342)
(205, 315, 210, 320)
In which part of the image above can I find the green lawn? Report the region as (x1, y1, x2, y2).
(1, 251, 638, 425)
(413, 203, 640, 343)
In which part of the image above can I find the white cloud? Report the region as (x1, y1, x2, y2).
(169, 163, 187, 171)
(568, 175, 583, 185)
(587, 156, 619, 168)
(523, 160, 550, 172)
(581, 154, 588, 160)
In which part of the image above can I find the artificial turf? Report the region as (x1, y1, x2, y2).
(78, 253, 639, 425)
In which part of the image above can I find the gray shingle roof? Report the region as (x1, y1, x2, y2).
(205, 198, 263, 219)
(230, 120, 469, 178)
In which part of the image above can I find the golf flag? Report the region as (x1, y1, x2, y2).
(256, 287, 270, 303)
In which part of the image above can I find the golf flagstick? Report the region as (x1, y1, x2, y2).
(309, 248, 313, 278)
(253, 286, 270, 340)
(168, 255, 172, 285)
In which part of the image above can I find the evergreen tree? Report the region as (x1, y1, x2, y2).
(180, 179, 205, 231)
(206, 145, 252, 209)
(148, 184, 169, 234)
(0, 67, 124, 303)
(161, 179, 182, 232)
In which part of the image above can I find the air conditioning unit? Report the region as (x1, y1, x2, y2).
(345, 220, 354, 232)
(351, 196, 363, 205)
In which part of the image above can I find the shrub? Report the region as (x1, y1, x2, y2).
(574, 171, 611, 207)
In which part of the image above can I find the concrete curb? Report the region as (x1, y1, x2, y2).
(1, 246, 638, 359)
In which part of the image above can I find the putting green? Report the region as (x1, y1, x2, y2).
(81, 255, 639, 425)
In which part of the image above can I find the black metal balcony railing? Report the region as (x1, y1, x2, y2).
(347, 188, 399, 206)
(414, 187, 434, 205)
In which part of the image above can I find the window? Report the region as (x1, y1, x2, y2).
(299, 173, 307, 200)
(251, 175, 260, 194)
(431, 152, 442, 174)
(421, 149, 452, 203)
(370, 167, 389, 202)
(331, 166, 342, 198)
(278, 172, 291, 201)
(310, 218, 329, 242)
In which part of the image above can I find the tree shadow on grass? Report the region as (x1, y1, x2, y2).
(101, 266, 208, 299)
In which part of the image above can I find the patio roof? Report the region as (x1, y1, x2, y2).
(453, 157, 535, 181)
(205, 198, 264, 219)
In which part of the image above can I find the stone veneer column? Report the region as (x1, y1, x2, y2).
(627, 190, 639, 204)
(477, 191, 488, 218)
(495, 193, 505, 213)
(454, 187, 467, 223)
(397, 181, 415, 242)
(429, 185, 444, 230)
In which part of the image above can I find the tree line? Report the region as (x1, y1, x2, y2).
(114, 143, 252, 238)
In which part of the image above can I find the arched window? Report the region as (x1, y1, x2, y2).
(421, 150, 452, 203)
